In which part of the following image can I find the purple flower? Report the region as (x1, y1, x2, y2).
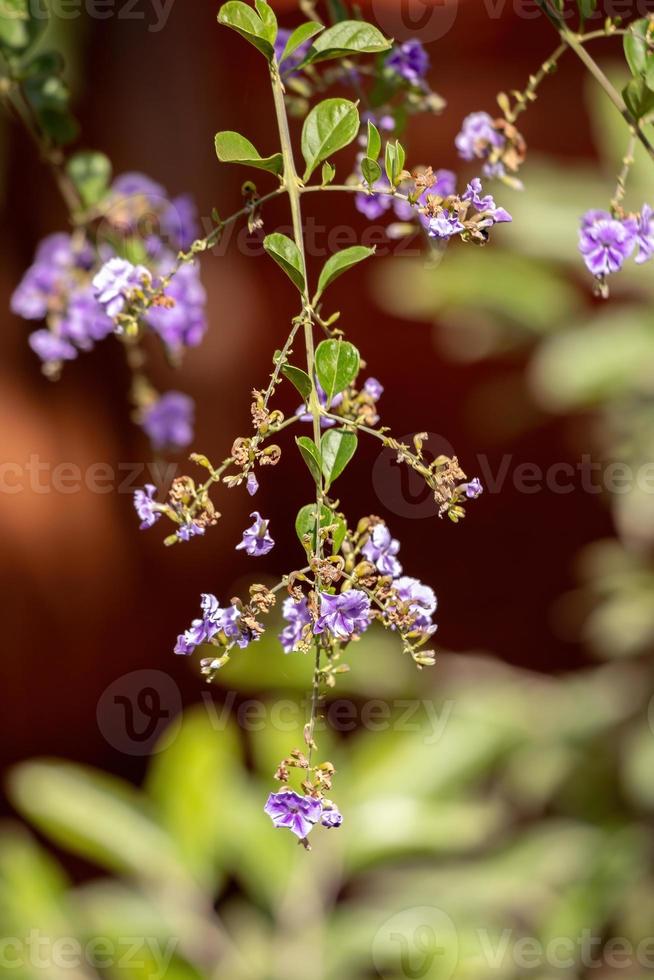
(314, 590, 371, 640)
(279, 596, 311, 653)
(111, 172, 166, 201)
(236, 512, 275, 557)
(264, 790, 323, 840)
(246, 472, 259, 497)
(175, 592, 222, 656)
(133, 484, 162, 530)
(93, 258, 151, 319)
(635, 204, 654, 265)
(355, 188, 393, 221)
(296, 381, 343, 426)
(60, 287, 114, 349)
(462, 179, 512, 224)
(177, 520, 205, 542)
(140, 391, 194, 452)
(465, 477, 483, 499)
(11, 234, 93, 322)
(362, 524, 402, 578)
(578, 210, 637, 278)
(28, 330, 78, 364)
(433, 170, 457, 197)
(161, 194, 200, 252)
(428, 211, 465, 239)
(363, 377, 384, 402)
(455, 111, 505, 163)
(386, 40, 430, 83)
(145, 261, 207, 353)
(393, 576, 438, 634)
(321, 802, 343, 828)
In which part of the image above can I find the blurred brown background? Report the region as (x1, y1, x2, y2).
(0, 0, 615, 802)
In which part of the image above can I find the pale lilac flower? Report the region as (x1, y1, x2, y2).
(465, 477, 483, 499)
(28, 330, 78, 364)
(296, 381, 343, 425)
(364, 377, 384, 401)
(175, 592, 222, 656)
(362, 524, 402, 578)
(578, 210, 637, 277)
(279, 596, 311, 653)
(455, 111, 505, 163)
(428, 211, 465, 239)
(141, 391, 194, 452)
(635, 204, 654, 265)
(247, 472, 259, 497)
(133, 484, 162, 530)
(236, 512, 275, 557)
(314, 590, 371, 640)
(393, 576, 438, 634)
(177, 520, 205, 542)
(264, 790, 322, 839)
(93, 257, 151, 319)
(162, 194, 200, 252)
(60, 287, 114, 349)
(321, 802, 343, 828)
(355, 188, 393, 221)
(462, 178, 512, 224)
(145, 261, 207, 353)
(386, 40, 430, 83)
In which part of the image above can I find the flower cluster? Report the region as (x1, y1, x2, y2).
(456, 110, 526, 184)
(11, 172, 207, 450)
(265, 790, 342, 843)
(578, 206, 653, 291)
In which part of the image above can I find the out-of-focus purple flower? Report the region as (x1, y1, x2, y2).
(279, 596, 311, 653)
(111, 172, 166, 200)
(177, 520, 205, 542)
(162, 194, 200, 252)
(11, 234, 91, 320)
(321, 802, 343, 828)
(355, 187, 393, 221)
(433, 170, 457, 197)
(635, 204, 654, 265)
(428, 211, 465, 239)
(465, 477, 483, 499)
(236, 512, 275, 557)
(363, 377, 384, 401)
(247, 472, 259, 497)
(578, 210, 637, 277)
(93, 257, 151, 319)
(140, 391, 194, 452)
(386, 40, 430, 83)
(455, 111, 505, 162)
(393, 576, 438, 634)
(145, 261, 207, 353)
(462, 178, 512, 224)
(264, 790, 322, 839)
(314, 590, 371, 640)
(28, 330, 78, 364)
(133, 484, 162, 530)
(274, 27, 312, 73)
(362, 524, 403, 578)
(60, 287, 114, 349)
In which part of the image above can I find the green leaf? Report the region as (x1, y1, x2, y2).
(217, 0, 276, 60)
(8, 761, 184, 880)
(301, 98, 359, 181)
(214, 130, 283, 175)
(295, 503, 347, 553)
(23, 73, 79, 145)
(647, 57, 654, 92)
(623, 77, 654, 120)
(361, 157, 382, 186)
(254, 0, 277, 39)
(315, 338, 360, 402)
(367, 120, 381, 161)
(302, 20, 391, 65)
(321, 428, 358, 487)
(279, 21, 323, 65)
(0, 0, 47, 53)
(322, 160, 336, 185)
(66, 151, 112, 209)
(316, 245, 375, 299)
(263, 232, 306, 292)
(624, 19, 649, 77)
(281, 363, 312, 400)
(296, 436, 322, 485)
(395, 139, 406, 175)
(385, 140, 397, 185)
